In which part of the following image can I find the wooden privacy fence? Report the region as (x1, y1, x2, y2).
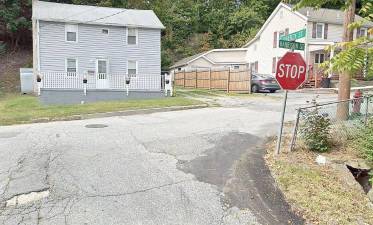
(174, 68, 251, 93)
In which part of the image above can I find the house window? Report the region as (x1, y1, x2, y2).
(127, 28, 138, 45)
(128, 60, 137, 75)
(97, 60, 107, 74)
(65, 24, 78, 42)
(232, 65, 240, 70)
(316, 23, 324, 39)
(359, 28, 367, 37)
(102, 29, 109, 35)
(66, 58, 77, 73)
(279, 30, 286, 39)
(315, 53, 325, 64)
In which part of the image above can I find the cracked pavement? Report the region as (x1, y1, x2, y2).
(0, 92, 337, 225)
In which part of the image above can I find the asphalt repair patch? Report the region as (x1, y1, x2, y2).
(177, 132, 304, 225)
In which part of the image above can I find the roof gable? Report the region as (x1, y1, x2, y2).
(170, 49, 247, 69)
(297, 7, 373, 27)
(32, 1, 165, 29)
(243, 2, 373, 48)
(243, 3, 307, 47)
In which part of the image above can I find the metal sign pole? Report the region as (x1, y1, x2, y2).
(275, 90, 288, 154)
(276, 46, 296, 155)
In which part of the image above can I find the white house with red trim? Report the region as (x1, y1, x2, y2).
(244, 3, 372, 87)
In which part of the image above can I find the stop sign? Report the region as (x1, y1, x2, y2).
(275, 52, 306, 90)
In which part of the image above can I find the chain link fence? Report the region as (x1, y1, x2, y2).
(290, 95, 373, 151)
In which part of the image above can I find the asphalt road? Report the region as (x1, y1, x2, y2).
(0, 92, 337, 225)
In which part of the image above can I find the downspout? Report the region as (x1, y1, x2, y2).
(303, 15, 310, 82)
(37, 19, 40, 72)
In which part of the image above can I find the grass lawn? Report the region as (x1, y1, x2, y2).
(176, 88, 280, 99)
(0, 94, 202, 125)
(266, 137, 373, 225)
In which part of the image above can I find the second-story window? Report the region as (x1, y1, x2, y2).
(65, 24, 78, 42)
(102, 29, 109, 35)
(279, 30, 286, 39)
(316, 23, 324, 39)
(127, 28, 137, 45)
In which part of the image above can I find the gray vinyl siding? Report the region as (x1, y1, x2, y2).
(38, 21, 161, 76)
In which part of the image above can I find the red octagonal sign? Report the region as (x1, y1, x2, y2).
(276, 52, 306, 90)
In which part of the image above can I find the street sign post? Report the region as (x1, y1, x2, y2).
(275, 52, 307, 155)
(279, 40, 305, 51)
(280, 28, 306, 41)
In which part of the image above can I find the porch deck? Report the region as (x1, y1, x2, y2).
(37, 72, 170, 104)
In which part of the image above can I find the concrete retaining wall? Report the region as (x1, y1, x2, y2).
(40, 89, 165, 105)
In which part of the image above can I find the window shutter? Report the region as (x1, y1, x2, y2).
(312, 22, 316, 38)
(356, 27, 361, 38)
(285, 28, 289, 36)
(272, 57, 276, 73)
(324, 23, 328, 39)
(273, 32, 277, 48)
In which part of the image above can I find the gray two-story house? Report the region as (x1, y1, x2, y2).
(32, 0, 165, 103)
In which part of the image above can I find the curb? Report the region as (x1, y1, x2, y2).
(81, 104, 208, 119)
(29, 104, 209, 124)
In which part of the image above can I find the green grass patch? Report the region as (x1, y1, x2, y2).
(0, 94, 202, 125)
(267, 152, 373, 225)
(176, 88, 280, 99)
(176, 88, 225, 97)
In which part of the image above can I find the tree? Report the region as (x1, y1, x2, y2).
(295, 0, 372, 120)
(0, 0, 32, 50)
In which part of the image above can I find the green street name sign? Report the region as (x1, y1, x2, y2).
(279, 40, 305, 51)
(280, 28, 306, 41)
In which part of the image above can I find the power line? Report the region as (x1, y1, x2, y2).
(38, 4, 127, 28)
(83, 8, 127, 24)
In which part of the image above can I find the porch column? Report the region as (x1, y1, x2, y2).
(328, 44, 335, 78)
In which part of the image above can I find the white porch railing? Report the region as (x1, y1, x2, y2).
(39, 72, 164, 90)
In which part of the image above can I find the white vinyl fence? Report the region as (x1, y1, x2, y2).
(40, 72, 163, 90)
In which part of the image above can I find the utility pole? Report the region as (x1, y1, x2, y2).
(337, 0, 356, 120)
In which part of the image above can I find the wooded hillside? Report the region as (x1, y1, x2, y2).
(0, 0, 348, 69)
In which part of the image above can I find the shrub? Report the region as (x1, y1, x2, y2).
(355, 119, 373, 163)
(300, 107, 331, 152)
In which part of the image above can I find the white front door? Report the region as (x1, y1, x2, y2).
(96, 59, 109, 89)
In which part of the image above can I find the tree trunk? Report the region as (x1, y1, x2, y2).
(337, 0, 356, 120)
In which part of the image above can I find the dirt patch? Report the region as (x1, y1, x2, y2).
(266, 137, 373, 225)
(0, 49, 32, 93)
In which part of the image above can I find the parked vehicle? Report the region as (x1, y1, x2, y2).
(251, 74, 280, 93)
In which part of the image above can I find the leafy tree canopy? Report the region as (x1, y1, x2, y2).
(0, 0, 369, 70)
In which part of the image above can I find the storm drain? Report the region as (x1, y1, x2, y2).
(347, 165, 372, 194)
(6, 189, 50, 207)
(85, 124, 108, 128)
